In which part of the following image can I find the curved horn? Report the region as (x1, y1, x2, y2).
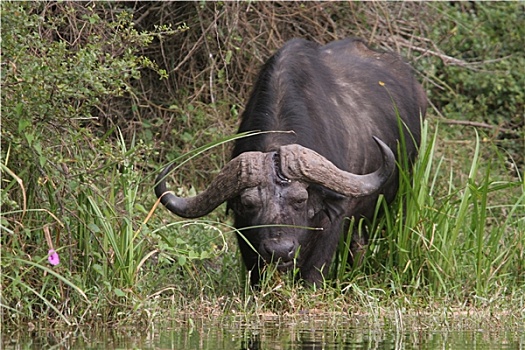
(155, 152, 270, 218)
(279, 137, 395, 197)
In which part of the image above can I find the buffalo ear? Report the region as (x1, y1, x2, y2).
(323, 199, 346, 223)
(307, 185, 346, 221)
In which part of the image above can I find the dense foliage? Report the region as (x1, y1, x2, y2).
(1, 2, 523, 328)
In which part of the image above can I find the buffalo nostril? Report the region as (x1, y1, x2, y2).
(262, 239, 297, 263)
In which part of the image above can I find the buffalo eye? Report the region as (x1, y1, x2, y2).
(241, 202, 256, 213)
(290, 192, 308, 211)
(240, 187, 261, 212)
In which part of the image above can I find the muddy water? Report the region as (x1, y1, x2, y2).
(2, 318, 523, 349)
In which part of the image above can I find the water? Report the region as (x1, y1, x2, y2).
(2, 318, 523, 349)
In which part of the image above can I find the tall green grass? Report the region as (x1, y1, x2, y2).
(335, 120, 524, 301)
(75, 130, 151, 296)
(1, 130, 153, 325)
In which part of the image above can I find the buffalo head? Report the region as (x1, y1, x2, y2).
(155, 137, 395, 279)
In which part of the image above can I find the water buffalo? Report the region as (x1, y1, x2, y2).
(155, 38, 427, 286)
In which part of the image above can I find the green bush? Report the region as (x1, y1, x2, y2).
(0, 2, 175, 325)
(426, 3, 524, 169)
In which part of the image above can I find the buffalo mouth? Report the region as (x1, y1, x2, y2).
(260, 256, 296, 274)
(275, 259, 295, 272)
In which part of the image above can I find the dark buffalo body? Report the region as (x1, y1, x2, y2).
(155, 38, 427, 286)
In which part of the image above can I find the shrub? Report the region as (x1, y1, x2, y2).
(1, 2, 173, 325)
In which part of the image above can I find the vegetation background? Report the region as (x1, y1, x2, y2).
(1, 1, 524, 329)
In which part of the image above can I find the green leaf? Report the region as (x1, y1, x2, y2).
(18, 118, 30, 133)
(88, 223, 101, 233)
(93, 264, 104, 276)
(225, 50, 233, 65)
(24, 133, 35, 146)
(33, 141, 42, 155)
(114, 288, 126, 297)
(177, 255, 187, 266)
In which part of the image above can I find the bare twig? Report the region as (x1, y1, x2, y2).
(438, 119, 519, 136)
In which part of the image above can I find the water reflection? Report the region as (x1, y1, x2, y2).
(2, 318, 524, 349)
(236, 325, 523, 350)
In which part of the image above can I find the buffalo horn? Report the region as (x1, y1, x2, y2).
(155, 151, 270, 218)
(279, 137, 395, 197)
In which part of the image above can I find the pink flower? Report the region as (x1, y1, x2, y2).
(48, 249, 60, 266)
